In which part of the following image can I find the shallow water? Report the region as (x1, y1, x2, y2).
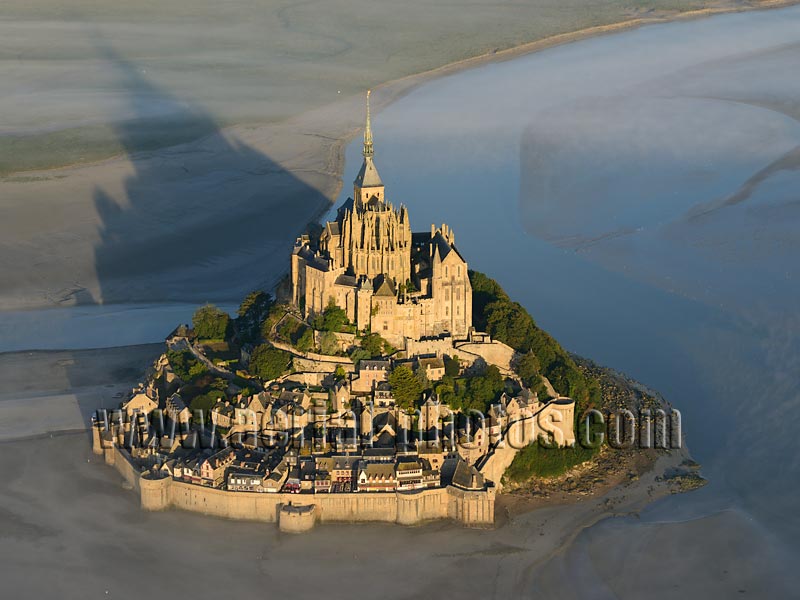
(334, 4, 800, 592)
(2, 6, 799, 597)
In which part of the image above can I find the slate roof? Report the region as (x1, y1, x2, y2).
(354, 156, 384, 189)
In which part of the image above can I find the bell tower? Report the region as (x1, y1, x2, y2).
(354, 90, 385, 206)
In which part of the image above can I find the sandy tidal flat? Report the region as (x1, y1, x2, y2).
(0, 0, 766, 314)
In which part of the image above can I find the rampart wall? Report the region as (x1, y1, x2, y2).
(101, 441, 494, 530)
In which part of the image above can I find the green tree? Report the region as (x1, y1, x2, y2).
(388, 365, 422, 411)
(334, 365, 347, 381)
(192, 304, 231, 340)
(444, 355, 460, 378)
(348, 347, 371, 367)
(469, 270, 596, 409)
(359, 332, 393, 358)
(515, 351, 541, 389)
(189, 390, 224, 423)
(166, 349, 208, 382)
(259, 303, 291, 340)
(295, 327, 315, 353)
(463, 364, 505, 413)
(313, 299, 349, 332)
(249, 344, 291, 381)
(318, 331, 340, 356)
(236, 290, 273, 342)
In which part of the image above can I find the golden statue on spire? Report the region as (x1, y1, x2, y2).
(363, 89, 374, 158)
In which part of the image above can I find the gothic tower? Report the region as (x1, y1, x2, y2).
(353, 90, 386, 205)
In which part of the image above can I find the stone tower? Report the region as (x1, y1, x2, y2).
(353, 90, 385, 205)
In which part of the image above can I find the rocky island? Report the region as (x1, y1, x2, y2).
(93, 94, 689, 532)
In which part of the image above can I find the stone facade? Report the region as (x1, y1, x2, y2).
(290, 93, 472, 346)
(134, 464, 494, 530)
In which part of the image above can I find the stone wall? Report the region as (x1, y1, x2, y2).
(137, 472, 494, 529)
(404, 337, 457, 359)
(105, 444, 141, 491)
(455, 341, 516, 372)
(278, 503, 317, 533)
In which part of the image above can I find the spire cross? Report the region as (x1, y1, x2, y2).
(363, 89, 374, 158)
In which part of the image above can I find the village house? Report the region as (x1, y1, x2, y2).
(418, 356, 446, 382)
(372, 382, 395, 408)
(200, 447, 236, 487)
(351, 360, 390, 393)
(122, 391, 158, 419)
(357, 462, 397, 492)
(263, 459, 289, 492)
(330, 455, 360, 485)
(396, 459, 424, 491)
(165, 393, 191, 424)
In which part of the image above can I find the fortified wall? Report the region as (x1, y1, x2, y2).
(99, 440, 494, 532)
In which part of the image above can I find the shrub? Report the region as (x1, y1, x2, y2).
(348, 347, 371, 367)
(249, 344, 291, 381)
(236, 290, 273, 342)
(312, 299, 349, 332)
(505, 442, 596, 481)
(469, 270, 596, 410)
(359, 332, 393, 358)
(444, 355, 460, 378)
(166, 349, 208, 383)
(318, 331, 340, 356)
(192, 304, 231, 341)
(295, 327, 315, 352)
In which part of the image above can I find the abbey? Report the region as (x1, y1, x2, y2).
(291, 92, 472, 345)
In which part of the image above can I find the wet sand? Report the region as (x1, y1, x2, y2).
(0, 431, 696, 600)
(1, 0, 793, 314)
(2, 2, 799, 597)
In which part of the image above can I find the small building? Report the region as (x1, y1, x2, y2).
(122, 391, 158, 419)
(199, 447, 236, 487)
(166, 393, 191, 424)
(351, 360, 390, 393)
(227, 464, 269, 492)
(330, 455, 360, 483)
(263, 460, 289, 492)
(357, 462, 397, 492)
(396, 459, 424, 491)
(372, 382, 396, 408)
(418, 356, 445, 382)
(451, 458, 486, 491)
(314, 457, 333, 493)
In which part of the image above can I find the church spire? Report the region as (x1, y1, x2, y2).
(363, 89, 374, 158)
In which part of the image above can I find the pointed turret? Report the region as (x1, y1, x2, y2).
(363, 89, 374, 158)
(354, 90, 385, 205)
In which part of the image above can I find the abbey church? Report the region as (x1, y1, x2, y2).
(291, 92, 472, 345)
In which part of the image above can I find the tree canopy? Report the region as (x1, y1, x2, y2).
(359, 332, 393, 358)
(166, 349, 208, 383)
(388, 365, 422, 411)
(236, 290, 272, 342)
(318, 331, 340, 356)
(249, 344, 291, 381)
(192, 304, 231, 341)
(469, 270, 600, 409)
(312, 299, 349, 332)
